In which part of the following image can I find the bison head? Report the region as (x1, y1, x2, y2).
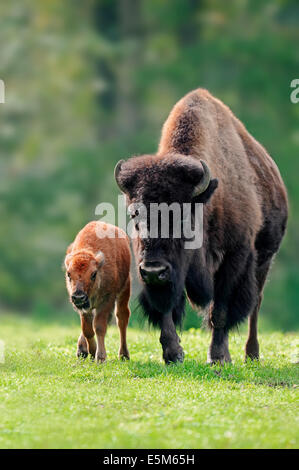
(114, 153, 218, 324)
(64, 250, 105, 312)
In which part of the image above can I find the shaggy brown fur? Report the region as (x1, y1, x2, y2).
(64, 221, 131, 362)
(115, 88, 288, 365)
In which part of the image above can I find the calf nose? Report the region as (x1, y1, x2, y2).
(139, 262, 170, 285)
(71, 291, 88, 306)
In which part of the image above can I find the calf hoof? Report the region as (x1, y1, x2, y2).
(119, 351, 130, 361)
(96, 355, 106, 364)
(77, 349, 88, 359)
(77, 334, 89, 359)
(163, 346, 184, 365)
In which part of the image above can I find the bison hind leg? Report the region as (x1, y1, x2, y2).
(208, 249, 258, 364)
(245, 215, 287, 362)
(245, 257, 273, 361)
(226, 251, 258, 331)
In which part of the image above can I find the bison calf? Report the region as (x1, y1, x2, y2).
(64, 221, 131, 362)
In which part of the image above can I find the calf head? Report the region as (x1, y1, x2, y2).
(114, 153, 218, 323)
(64, 250, 105, 312)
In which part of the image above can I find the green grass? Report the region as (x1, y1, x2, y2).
(0, 313, 298, 449)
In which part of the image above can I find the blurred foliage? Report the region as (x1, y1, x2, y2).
(0, 0, 298, 330)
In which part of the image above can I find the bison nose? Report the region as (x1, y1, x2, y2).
(139, 262, 170, 285)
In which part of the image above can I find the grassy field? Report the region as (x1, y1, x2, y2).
(0, 313, 298, 449)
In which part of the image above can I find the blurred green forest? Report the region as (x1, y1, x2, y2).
(0, 0, 298, 330)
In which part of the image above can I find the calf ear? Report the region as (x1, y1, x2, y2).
(64, 253, 72, 271)
(192, 178, 218, 204)
(66, 242, 73, 255)
(95, 251, 105, 268)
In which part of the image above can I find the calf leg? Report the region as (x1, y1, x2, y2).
(115, 279, 131, 360)
(93, 300, 114, 363)
(77, 333, 88, 358)
(78, 313, 96, 358)
(159, 312, 184, 364)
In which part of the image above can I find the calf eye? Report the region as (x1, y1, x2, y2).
(67, 272, 71, 280)
(90, 271, 97, 281)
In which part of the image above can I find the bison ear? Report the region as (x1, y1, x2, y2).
(114, 160, 127, 193)
(192, 178, 218, 203)
(95, 251, 105, 268)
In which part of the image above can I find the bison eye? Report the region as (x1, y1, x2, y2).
(90, 271, 97, 282)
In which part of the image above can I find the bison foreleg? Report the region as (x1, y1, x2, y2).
(207, 324, 231, 365)
(159, 312, 184, 364)
(207, 304, 231, 364)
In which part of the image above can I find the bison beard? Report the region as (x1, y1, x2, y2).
(139, 275, 186, 328)
(114, 88, 288, 365)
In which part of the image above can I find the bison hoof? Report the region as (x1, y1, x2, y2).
(207, 357, 231, 366)
(207, 352, 232, 366)
(245, 351, 259, 362)
(163, 347, 184, 365)
(245, 340, 259, 362)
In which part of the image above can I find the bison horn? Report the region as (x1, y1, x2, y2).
(114, 159, 126, 193)
(192, 160, 211, 197)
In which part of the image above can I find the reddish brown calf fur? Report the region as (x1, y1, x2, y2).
(64, 221, 131, 362)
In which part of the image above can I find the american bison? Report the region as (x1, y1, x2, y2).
(115, 88, 288, 364)
(64, 221, 131, 362)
